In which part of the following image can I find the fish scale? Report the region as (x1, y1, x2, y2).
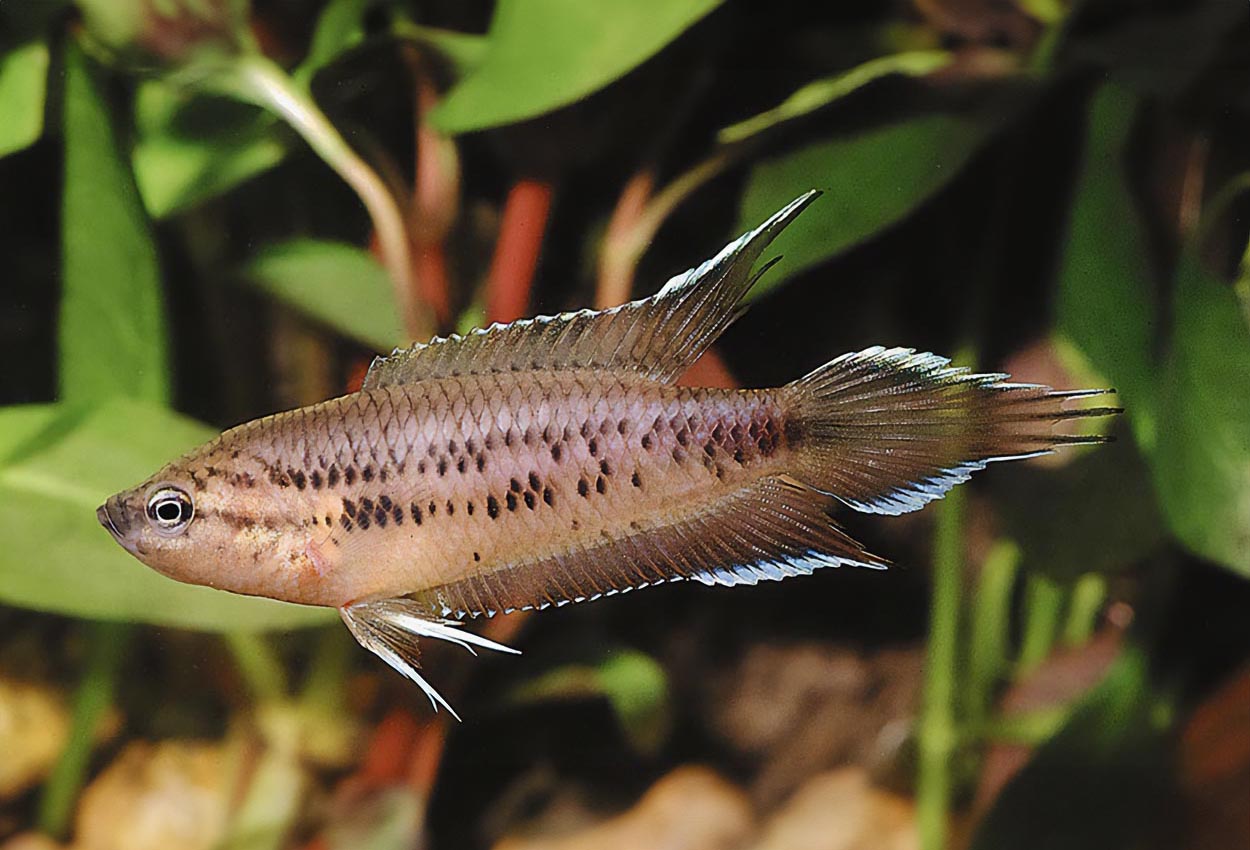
(99, 191, 1118, 715)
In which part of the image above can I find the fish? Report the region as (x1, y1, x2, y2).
(98, 191, 1118, 716)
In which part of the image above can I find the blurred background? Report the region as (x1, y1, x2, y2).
(1, 0, 1248, 848)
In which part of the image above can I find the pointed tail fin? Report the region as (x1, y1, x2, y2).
(784, 346, 1121, 515)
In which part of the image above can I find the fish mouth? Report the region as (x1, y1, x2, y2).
(97, 503, 121, 538)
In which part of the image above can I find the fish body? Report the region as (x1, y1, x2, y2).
(99, 192, 1117, 714)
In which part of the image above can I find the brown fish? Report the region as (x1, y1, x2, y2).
(98, 192, 1117, 715)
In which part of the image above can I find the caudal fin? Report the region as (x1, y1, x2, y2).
(785, 346, 1120, 515)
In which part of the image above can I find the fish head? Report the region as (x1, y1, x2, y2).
(98, 467, 210, 580)
(97, 449, 334, 604)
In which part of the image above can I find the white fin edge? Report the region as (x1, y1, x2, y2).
(340, 599, 521, 721)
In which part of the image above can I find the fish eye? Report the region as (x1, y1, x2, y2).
(145, 486, 194, 536)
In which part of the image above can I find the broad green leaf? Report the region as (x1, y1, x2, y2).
(132, 79, 288, 218)
(241, 239, 403, 351)
(511, 648, 670, 754)
(1056, 85, 1156, 445)
(718, 50, 952, 144)
(0, 400, 334, 630)
(969, 646, 1172, 850)
(736, 111, 996, 294)
(431, 0, 723, 134)
(60, 41, 169, 404)
(1152, 253, 1250, 576)
(0, 405, 60, 464)
(0, 40, 50, 157)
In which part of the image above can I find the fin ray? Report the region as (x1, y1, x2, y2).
(340, 599, 520, 719)
(409, 476, 887, 619)
(785, 346, 1121, 515)
(362, 192, 820, 389)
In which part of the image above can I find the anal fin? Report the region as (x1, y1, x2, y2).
(413, 476, 888, 620)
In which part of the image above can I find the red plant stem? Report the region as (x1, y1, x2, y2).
(409, 55, 458, 329)
(416, 242, 452, 328)
(486, 179, 554, 324)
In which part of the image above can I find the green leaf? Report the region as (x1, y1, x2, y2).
(132, 79, 288, 218)
(736, 111, 997, 294)
(0, 40, 50, 157)
(241, 239, 403, 351)
(1152, 252, 1250, 576)
(1055, 85, 1157, 445)
(511, 648, 670, 754)
(0, 405, 61, 465)
(718, 50, 952, 144)
(431, 0, 723, 134)
(60, 40, 169, 404)
(297, 0, 372, 83)
(0, 400, 334, 631)
(969, 646, 1173, 850)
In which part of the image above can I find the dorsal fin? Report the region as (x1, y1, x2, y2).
(362, 191, 821, 389)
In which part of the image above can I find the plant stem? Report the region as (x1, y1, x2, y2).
(38, 622, 129, 838)
(966, 539, 1021, 726)
(226, 55, 429, 342)
(485, 179, 554, 324)
(1018, 573, 1065, 673)
(225, 631, 287, 703)
(1061, 573, 1106, 647)
(596, 147, 739, 305)
(917, 483, 966, 850)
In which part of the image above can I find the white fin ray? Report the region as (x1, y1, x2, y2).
(362, 191, 821, 389)
(340, 598, 521, 720)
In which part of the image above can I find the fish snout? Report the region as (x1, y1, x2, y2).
(97, 497, 130, 541)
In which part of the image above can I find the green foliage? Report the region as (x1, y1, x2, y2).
(1058, 84, 1250, 576)
(431, 0, 724, 134)
(510, 648, 671, 754)
(0, 40, 50, 158)
(996, 437, 1165, 581)
(0, 400, 333, 629)
(132, 80, 287, 218)
(718, 50, 953, 144)
(1056, 85, 1156, 438)
(969, 646, 1173, 850)
(242, 239, 404, 351)
(1153, 253, 1250, 575)
(737, 111, 998, 293)
(299, 0, 373, 81)
(60, 41, 169, 404)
